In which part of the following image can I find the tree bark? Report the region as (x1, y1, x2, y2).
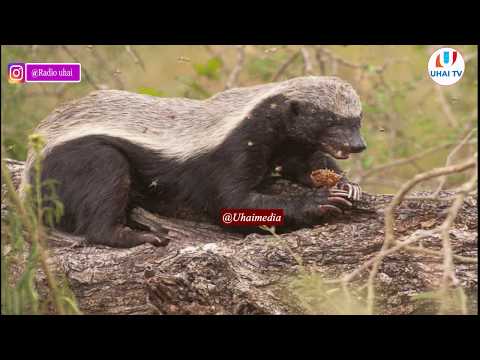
(2, 159, 478, 314)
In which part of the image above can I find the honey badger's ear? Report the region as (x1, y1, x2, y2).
(289, 100, 301, 116)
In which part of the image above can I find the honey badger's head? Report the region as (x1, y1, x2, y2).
(281, 77, 366, 159)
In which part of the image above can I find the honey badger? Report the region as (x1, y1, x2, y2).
(21, 76, 367, 248)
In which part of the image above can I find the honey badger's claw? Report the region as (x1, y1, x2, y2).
(347, 183, 353, 199)
(337, 182, 362, 201)
(329, 188, 349, 197)
(318, 204, 343, 215)
(351, 184, 362, 201)
(141, 233, 170, 247)
(327, 196, 352, 208)
(350, 184, 356, 200)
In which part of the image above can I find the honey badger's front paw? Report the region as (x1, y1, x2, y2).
(336, 180, 362, 201)
(301, 188, 352, 221)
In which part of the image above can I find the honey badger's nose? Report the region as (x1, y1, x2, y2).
(350, 137, 367, 153)
(351, 143, 366, 153)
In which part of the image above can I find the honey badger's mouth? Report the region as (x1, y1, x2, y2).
(319, 142, 350, 160)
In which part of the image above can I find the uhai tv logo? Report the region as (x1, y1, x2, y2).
(428, 48, 465, 86)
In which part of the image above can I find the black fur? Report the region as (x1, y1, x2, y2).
(34, 93, 366, 247)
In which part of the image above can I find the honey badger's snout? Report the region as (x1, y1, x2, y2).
(319, 126, 367, 160)
(349, 135, 367, 153)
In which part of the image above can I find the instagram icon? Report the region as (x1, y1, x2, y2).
(8, 63, 25, 84)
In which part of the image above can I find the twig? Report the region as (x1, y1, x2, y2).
(362, 179, 405, 189)
(225, 45, 245, 90)
(330, 59, 338, 76)
(357, 141, 477, 182)
(375, 57, 409, 74)
(1, 148, 66, 314)
(433, 128, 477, 196)
(300, 47, 313, 76)
(61, 45, 99, 90)
(315, 46, 364, 70)
(336, 230, 434, 285)
(404, 246, 477, 264)
(402, 192, 476, 201)
(125, 45, 146, 71)
(384, 158, 476, 249)
(435, 85, 458, 127)
(358, 158, 477, 314)
(438, 168, 477, 314)
(314, 47, 327, 75)
(272, 51, 301, 81)
(204, 45, 231, 77)
(87, 46, 125, 90)
(34, 83, 68, 99)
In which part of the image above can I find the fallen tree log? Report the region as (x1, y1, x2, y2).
(2, 159, 478, 314)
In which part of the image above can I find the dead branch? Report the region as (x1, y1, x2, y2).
(87, 46, 125, 90)
(300, 47, 313, 76)
(433, 128, 477, 196)
(435, 85, 458, 127)
(272, 51, 301, 81)
(2, 160, 477, 315)
(125, 45, 146, 71)
(315, 46, 363, 70)
(355, 140, 477, 183)
(369, 157, 477, 313)
(384, 158, 476, 248)
(438, 167, 477, 314)
(61, 45, 99, 90)
(225, 45, 245, 90)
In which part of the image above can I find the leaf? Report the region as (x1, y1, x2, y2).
(366, 64, 377, 74)
(137, 87, 165, 97)
(193, 57, 223, 80)
(176, 76, 211, 99)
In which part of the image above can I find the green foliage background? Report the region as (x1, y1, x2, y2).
(1, 45, 478, 193)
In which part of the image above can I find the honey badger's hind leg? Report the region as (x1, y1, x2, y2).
(38, 137, 165, 248)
